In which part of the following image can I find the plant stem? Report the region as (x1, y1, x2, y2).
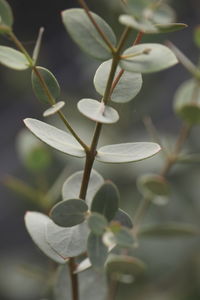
(77, 0, 116, 54)
(69, 258, 79, 300)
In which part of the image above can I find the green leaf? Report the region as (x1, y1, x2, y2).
(45, 220, 89, 258)
(50, 199, 88, 228)
(0, 46, 29, 70)
(137, 174, 170, 196)
(77, 98, 119, 124)
(96, 142, 161, 164)
(139, 223, 200, 238)
(91, 181, 119, 221)
(24, 118, 86, 158)
(54, 265, 72, 300)
(119, 15, 158, 34)
(105, 254, 146, 282)
(62, 8, 116, 60)
(87, 233, 108, 269)
(43, 101, 65, 117)
(156, 23, 188, 33)
(32, 27, 44, 62)
(0, 0, 13, 29)
(62, 169, 104, 207)
(194, 26, 200, 48)
(75, 258, 91, 274)
(113, 209, 133, 229)
(120, 44, 178, 74)
(112, 227, 134, 248)
(125, 0, 160, 18)
(32, 66, 60, 104)
(87, 213, 108, 235)
(24, 212, 66, 264)
(94, 59, 142, 103)
(174, 79, 200, 125)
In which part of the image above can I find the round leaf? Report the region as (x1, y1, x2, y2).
(137, 174, 170, 196)
(62, 169, 104, 207)
(0, 0, 13, 29)
(77, 98, 119, 124)
(96, 142, 161, 164)
(139, 223, 200, 238)
(174, 79, 200, 125)
(45, 221, 89, 258)
(0, 46, 29, 70)
(91, 181, 120, 221)
(32, 66, 60, 104)
(112, 227, 134, 248)
(120, 44, 178, 74)
(87, 213, 108, 235)
(24, 118, 85, 158)
(94, 60, 142, 103)
(24, 212, 66, 264)
(43, 101, 65, 117)
(113, 209, 133, 229)
(62, 8, 116, 60)
(87, 233, 108, 269)
(50, 199, 88, 227)
(105, 254, 146, 282)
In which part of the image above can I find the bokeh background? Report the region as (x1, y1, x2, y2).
(1, 0, 200, 299)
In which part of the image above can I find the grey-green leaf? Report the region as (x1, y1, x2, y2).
(156, 23, 188, 33)
(45, 221, 89, 258)
(32, 27, 44, 62)
(43, 101, 65, 117)
(77, 98, 119, 124)
(0, 0, 13, 28)
(50, 199, 88, 228)
(0, 46, 29, 70)
(24, 212, 66, 264)
(62, 8, 116, 60)
(24, 118, 85, 158)
(139, 223, 200, 238)
(137, 174, 170, 196)
(87, 213, 108, 235)
(119, 15, 158, 34)
(120, 44, 178, 74)
(113, 209, 133, 229)
(94, 60, 142, 103)
(62, 169, 104, 207)
(32, 66, 60, 103)
(87, 233, 108, 269)
(113, 227, 134, 248)
(91, 181, 119, 221)
(96, 142, 161, 164)
(174, 79, 200, 125)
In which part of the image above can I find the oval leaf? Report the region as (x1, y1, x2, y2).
(96, 142, 161, 164)
(87, 213, 108, 235)
(45, 221, 89, 258)
(50, 199, 88, 227)
(119, 15, 158, 34)
(120, 44, 178, 74)
(137, 174, 170, 196)
(24, 212, 66, 264)
(32, 66, 60, 104)
(32, 27, 44, 62)
(91, 181, 120, 221)
(113, 209, 133, 229)
(43, 101, 65, 117)
(139, 223, 200, 238)
(62, 8, 116, 60)
(0, 46, 29, 70)
(87, 233, 108, 269)
(156, 23, 188, 33)
(0, 0, 13, 29)
(105, 254, 146, 282)
(24, 118, 85, 158)
(77, 98, 119, 124)
(94, 59, 142, 103)
(174, 79, 200, 124)
(112, 227, 134, 248)
(62, 169, 104, 207)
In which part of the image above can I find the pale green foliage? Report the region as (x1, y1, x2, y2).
(0, 46, 28, 70)
(0, 0, 13, 29)
(43, 101, 65, 117)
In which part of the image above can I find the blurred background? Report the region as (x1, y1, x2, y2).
(0, 0, 200, 299)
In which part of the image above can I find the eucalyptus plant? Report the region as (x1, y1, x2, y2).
(1, 0, 200, 299)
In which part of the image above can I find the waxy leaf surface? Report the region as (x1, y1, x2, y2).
(62, 8, 116, 60)
(32, 66, 60, 104)
(77, 98, 119, 124)
(32, 27, 44, 62)
(113, 209, 133, 229)
(96, 142, 161, 164)
(24, 212, 65, 264)
(120, 44, 178, 74)
(87, 233, 108, 269)
(94, 59, 142, 103)
(0, 0, 13, 28)
(87, 213, 108, 235)
(50, 199, 88, 227)
(24, 118, 85, 158)
(0, 46, 28, 70)
(43, 101, 65, 117)
(91, 182, 119, 221)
